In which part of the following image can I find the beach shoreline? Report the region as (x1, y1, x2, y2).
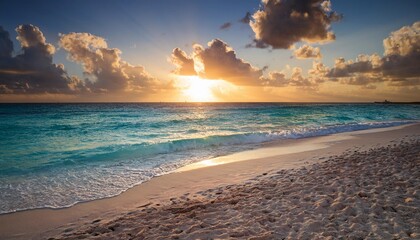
(0, 123, 419, 239)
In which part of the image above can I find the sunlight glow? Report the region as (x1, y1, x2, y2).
(181, 76, 217, 102)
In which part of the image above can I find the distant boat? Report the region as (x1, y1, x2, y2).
(374, 99, 392, 104)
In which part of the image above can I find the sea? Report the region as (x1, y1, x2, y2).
(0, 103, 419, 214)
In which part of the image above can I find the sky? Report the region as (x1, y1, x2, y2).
(0, 0, 419, 102)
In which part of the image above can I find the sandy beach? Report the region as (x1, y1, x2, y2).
(1, 0, 420, 239)
(1, 124, 419, 239)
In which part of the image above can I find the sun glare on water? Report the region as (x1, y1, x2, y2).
(182, 76, 217, 102)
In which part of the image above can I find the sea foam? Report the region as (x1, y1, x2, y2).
(0, 103, 419, 213)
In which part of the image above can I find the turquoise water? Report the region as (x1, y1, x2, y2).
(0, 103, 419, 213)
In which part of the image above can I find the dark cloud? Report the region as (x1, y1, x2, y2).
(170, 48, 196, 76)
(293, 45, 322, 59)
(245, 39, 270, 49)
(0, 26, 13, 59)
(0, 25, 83, 94)
(326, 22, 420, 88)
(262, 22, 419, 92)
(240, 12, 252, 24)
(218, 12, 252, 32)
(381, 54, 420, 79)
(381, 32, 420, 79)
(0, 25, 165, 95)
(59, 32, 160, 93)
(250, 0, 341, 49)
(220, 22, 232, 30)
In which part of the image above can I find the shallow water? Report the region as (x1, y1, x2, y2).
(0, 103, 419, 213)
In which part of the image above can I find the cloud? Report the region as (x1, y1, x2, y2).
(15, 25, 55, 55)
(308, 61, 329, 78)
(220, 22, 232, 30)
(0, 24, 83, 94)
(59, 32, 160, 93)
(339, 75, 379, 86)
(170, 48, 196, 76)
(245, 39, 270, 49)
(171, 39, 264, 86)
(383, 22, 420, 56)
(260, 71, 289, 87)
(0, 26, 13, 59)
(171, 39, 325, 90)
(293, 45, 322, 59)
(288, 67, 319, 87)
(327, 54, 382, 78)
(194, 39, 264, 85)
(218, 12, 251, 32)
(326, 55, 388, 88)
(261, 64, 324, 90)
(381, 22, 420, 79)
(249, 0, 341, 49)
(387, 79, 420, 87)
(240, 12, 252, 24)
(0, 25, 166, 96)
(327, 22, 420, 88)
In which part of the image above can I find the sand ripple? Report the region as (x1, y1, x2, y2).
(51, 138, 420, 240)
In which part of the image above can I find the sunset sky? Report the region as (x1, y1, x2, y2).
(0, 0, 419, 102)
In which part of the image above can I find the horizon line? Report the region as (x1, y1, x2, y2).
(1, 101, 419, 104)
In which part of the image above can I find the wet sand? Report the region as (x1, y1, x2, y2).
(0, 124, 419, 239)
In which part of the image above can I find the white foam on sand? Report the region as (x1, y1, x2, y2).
(51, 133, 420, 239)
(177, 124, 409, 172)
(0, 123, 419, 239)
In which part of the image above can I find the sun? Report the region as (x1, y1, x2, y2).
(182, 76, 217, 102)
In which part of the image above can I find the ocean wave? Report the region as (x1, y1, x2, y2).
(1, 103, 420, 214)
(1, 120, 415, 214)
(1, 120, 414, 177)
(95, 120, 416, 158)
(0, 120, 417, 214)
